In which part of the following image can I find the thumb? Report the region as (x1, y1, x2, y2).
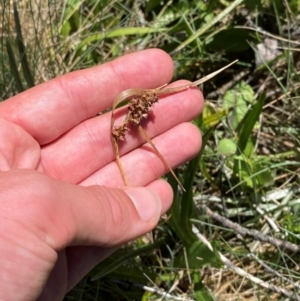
(2, 170, 165, 250)
(68, 185, 163, 247)
(40, 181, 162, 250)
(123, 187, 162, 222)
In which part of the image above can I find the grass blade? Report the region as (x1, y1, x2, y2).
(237, 92, 266, 153)
(171, 0, 244, 54)
(168, 123, 214, 247)
(13, 1, 35, 88)
(91, 238, 165, 280)
(76, 27, 167, 52)
(5, 38, 24, 93)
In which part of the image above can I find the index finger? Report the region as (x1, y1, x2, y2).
(0, 49, 174, 144)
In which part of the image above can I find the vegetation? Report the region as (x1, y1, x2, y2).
(1, 0, 300, 300)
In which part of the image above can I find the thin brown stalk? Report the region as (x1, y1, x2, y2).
(137, 125, 185, 191)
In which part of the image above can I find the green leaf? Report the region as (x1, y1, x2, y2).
(223, 81, 255, 107)
(168, 126, 217, 250)
(202, 103, 229, 129)
(106, 266, 156, 284)
(175, 241, 223, 269)
(90, 238, 165, 280)
(237, 92, 266, 154)
(218, 138, 237, 155)
(168, 168, 197, 246)
(76, 27, 167, 51)
(168, 122, 214, 247)
(193, 272, 216, 301)
(223, 81, 255, 130)
(233, 155, 274, 189)
(59, 0, 83, 32)
(61, 21, 72, 37)
(252, 161, 274, 187)
(243, 136, 255, 158)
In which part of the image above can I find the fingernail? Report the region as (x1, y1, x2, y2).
(124, 187, 162, 221)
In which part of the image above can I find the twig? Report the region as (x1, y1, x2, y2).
(192, 225, 300, 301)
(200, 204, 300, 253)
(249, 252, 300, 292)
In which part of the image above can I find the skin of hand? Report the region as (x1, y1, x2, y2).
(0, 49, 203, 301)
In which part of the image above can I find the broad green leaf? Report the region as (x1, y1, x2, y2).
(175, 241, 223, 269)
(218, 138, 237, 155)
(223, 81, 255, 107)
(223, 81, 255, 129)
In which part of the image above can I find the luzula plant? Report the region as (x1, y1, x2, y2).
(111, 60, 238, 191)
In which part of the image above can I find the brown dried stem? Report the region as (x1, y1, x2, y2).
(111, 60, 238, 190)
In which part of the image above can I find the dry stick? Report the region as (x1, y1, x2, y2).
(249, 252, 300, 292)
(200, 205, 300, 253)
(111, 60, 238, 189)
(192, 225, 300, 301)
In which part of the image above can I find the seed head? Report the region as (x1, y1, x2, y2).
(127, 92, 158, 125)
(112, 123, 129, 141)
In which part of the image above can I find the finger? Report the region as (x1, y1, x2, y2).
(64, 179, 173, 290)
(80, 122, 202, 188)
(0, 117, 40, 170)
(2, 170, 169, 250)
(39, 84, 203, 183)
(0, 49, 174, 144)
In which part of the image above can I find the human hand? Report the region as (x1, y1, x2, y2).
(0, 49, 203, 301)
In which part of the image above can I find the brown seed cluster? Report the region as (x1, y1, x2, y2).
(112, 92, 158, 141)
(111, 60, 238, 190)
(112, 123, 129, 141)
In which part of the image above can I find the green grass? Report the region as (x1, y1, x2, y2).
(2, 0, 300, 300)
